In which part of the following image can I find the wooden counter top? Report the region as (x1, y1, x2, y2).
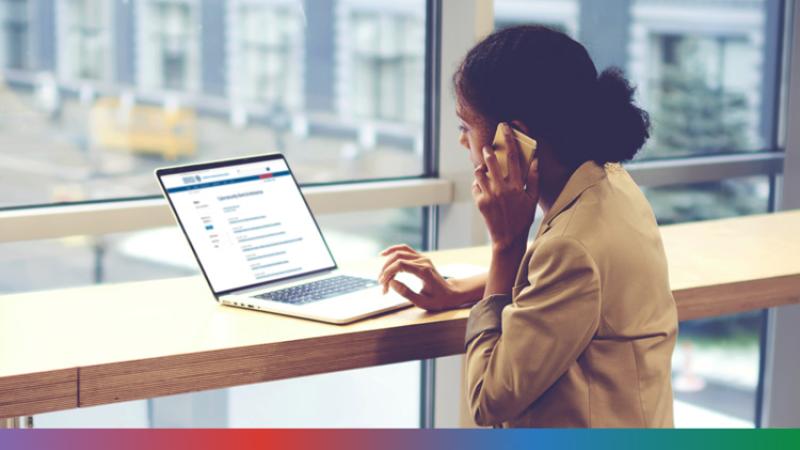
(1, 211, 799, 418)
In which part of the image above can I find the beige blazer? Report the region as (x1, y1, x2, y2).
(464, 161, 678, 428)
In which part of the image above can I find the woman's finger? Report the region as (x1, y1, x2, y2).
(381, 259, 437, 291)
(378, 251, 421, 284)
(471, 178, 481, 194)
(379, 244, 419, 257)
(503, 123, 523, 187)
(389, 280, 426, 306)
(473, 164, 490, 195)
(471, 179, 484, 207)
(525, 158, 540, 196)
(380, 260, 414, 293)
(482, 146, 503, 192)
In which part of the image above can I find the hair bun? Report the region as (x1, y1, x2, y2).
(592, 67, 651, 163)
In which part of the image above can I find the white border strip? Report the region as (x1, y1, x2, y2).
(761, 0, 800, 428)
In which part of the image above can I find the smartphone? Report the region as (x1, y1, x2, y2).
(491, 124, 537, 178)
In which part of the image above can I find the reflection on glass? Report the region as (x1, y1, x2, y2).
(493, 0, 772, 159)
(0, 0, 427, 208)
(16, 207, 424, 427)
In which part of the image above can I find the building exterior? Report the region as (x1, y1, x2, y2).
(0, 0, 774, 159)
(0, 0, 426, 151)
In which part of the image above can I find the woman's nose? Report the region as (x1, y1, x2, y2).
(459, 132, 469, 149)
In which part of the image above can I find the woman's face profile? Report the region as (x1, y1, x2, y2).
(455, 98, 494, 169)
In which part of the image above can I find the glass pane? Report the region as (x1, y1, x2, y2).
(493, 0, 778, 159)
(0, 0, 427, 209)
(643, 175, 771, 428)
(7, 207, 424, 427)
(672, 311, 765, 428)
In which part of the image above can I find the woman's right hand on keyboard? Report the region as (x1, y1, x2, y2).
(377, 244, 485, 311)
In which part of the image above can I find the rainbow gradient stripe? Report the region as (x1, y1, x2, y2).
(0, 429, 798, 450)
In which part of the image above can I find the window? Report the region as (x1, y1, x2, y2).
(0, 0, 433, 428)
(672, 311, 766, 428)
(642, 176, 770, 428)
(630, 0, 772, 159)
(0, 0, 429, 209)
(495, 0, 776, 160)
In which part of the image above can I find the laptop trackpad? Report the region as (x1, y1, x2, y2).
(307, 287, 410, 317)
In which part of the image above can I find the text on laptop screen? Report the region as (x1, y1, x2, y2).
(161, 159, 336, 294)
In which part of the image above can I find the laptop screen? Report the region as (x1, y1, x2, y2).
(158, 156, 336, 295)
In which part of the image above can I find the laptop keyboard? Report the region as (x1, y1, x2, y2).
(255, 275, 378, 306)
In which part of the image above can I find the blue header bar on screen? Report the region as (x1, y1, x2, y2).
(165, 171, 291, 193)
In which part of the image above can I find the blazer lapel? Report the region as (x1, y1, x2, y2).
(535, 161, 608, 239)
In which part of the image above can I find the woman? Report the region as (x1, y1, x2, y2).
(378, 25, 677, 428)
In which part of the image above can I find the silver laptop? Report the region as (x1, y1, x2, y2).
(156, 154, 411, 324)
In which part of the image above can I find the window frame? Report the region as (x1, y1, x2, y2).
(0, 0, 447, 244)
(0, 0, 786, 240)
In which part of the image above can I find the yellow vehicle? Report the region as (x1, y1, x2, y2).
(89, 97, 197, 160)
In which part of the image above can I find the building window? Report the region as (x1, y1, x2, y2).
(0, 0, 29, 69)
(59, 0, 111, 81)
(341, 1, 425, 125)
(138, 0, 200, 92)
(228, 1, 303, 110)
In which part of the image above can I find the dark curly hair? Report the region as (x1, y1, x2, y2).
(454, 25, 650, 167)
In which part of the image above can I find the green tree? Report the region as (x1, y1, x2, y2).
(651, 38, 750, 157)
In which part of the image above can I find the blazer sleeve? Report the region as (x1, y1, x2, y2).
(464, 236, 602, 426)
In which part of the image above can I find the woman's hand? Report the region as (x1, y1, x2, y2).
(377, 244, 483, 311)
(472, 123, 540, 253)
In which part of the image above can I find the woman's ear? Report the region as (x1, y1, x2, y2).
(510, 120, 531, 136)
